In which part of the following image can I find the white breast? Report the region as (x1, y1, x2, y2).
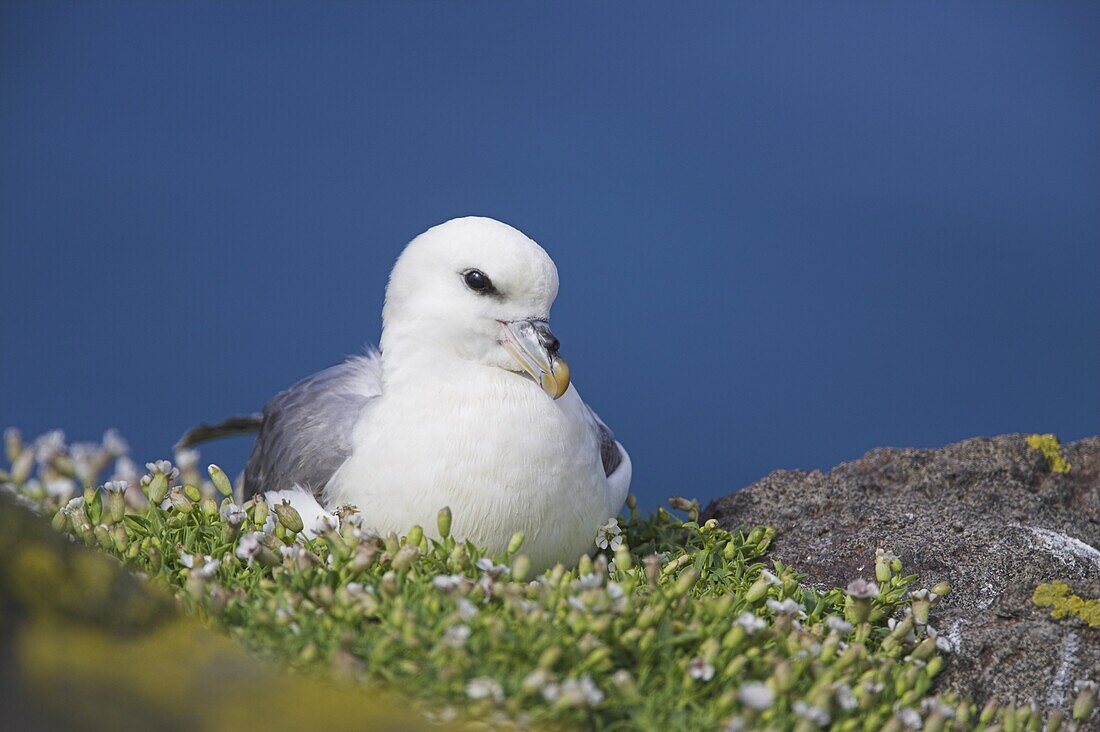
(324, 365, 620, 571)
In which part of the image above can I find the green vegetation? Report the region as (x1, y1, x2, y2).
(1026, 433, 1072, 474)
(2, 427, 1096, 730)
(1033, 581, 1100, 628)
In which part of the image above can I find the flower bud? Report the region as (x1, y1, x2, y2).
(745, 576, 772, 604)
(614, 545, 632, 573)
(643, 554, 661, 588)
(111, 524, 129, 553)
(979, 698, 999, 723)
(208, 464, 234, 497)
(145, 472, 168, 505)
(250, 498, 269, 526)
(83, 487, 102, 524)
(511, 554, 531, 583)
(672, 568, 699, 597)
(11, 449, 34, 483)
(538, 645, 561, 669)
(931, 581, 951, 597)
(4, 428, 22, 463)
(200, 497, 219, 517)
(507, 531, 525, 554)
(927, 656, 944, 677)
(391, 544, 419, 571)
(875, 549, 896, 583)
(106, 491, 126, 525)
(51, 508, 70, 533)
(273, 501, 304, 533)
(169, 489, 193, 514)
(437, 506, 452, 539)
(1074, 681, 1097, 722)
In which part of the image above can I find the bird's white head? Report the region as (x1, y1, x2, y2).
(380, 216, 570, 399)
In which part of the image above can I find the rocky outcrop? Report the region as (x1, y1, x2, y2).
(704, 434, 1100, 713)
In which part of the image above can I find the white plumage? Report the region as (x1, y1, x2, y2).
(225, 217, 630, 571)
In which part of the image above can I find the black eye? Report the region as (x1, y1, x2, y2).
(463, 269, 493, 293)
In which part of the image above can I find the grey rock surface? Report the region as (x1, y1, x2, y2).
(704, 434, 1100, 714)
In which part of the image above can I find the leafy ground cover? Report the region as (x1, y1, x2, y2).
(2, 428, 1096, 730)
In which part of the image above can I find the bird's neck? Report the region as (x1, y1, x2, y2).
(378, 322, 484, 396)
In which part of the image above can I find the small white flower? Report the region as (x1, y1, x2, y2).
(457, 598, 479, 619)
(44, 477, 77, 499)
(111, 456, 139, 485)
(34, 430, 66, 463)
(475, 557, 509, 577)
(834, 683, 858, 711)
(173, 448, 200, 471)
(540, 683, 561, 702)
(846, 579, 880, 599)
(926, 625, 954, 653)
(605, 581, 624, 601)
(687, 658, 715, 681)
(69, 443, 101, 482)
(192, 556, 220, 579)
(723, 718, 746, 732)
(235, 532, 264, 564)
(758, 568, 782, 586)
(896, 708, 922, 729)
(567, 596, 587, 612)
(522, 668, 554, 692)
(573, 573, 603, 591)
(311, 513, 338, 535)
(178, 549, 195, 568)
(101, 429, 129, 457)
(465, 677, 503, 703)
(594, 517, 622, 550)
(920, 698, 956, 719)
(443, 624, 471, 648)
(557, 676, 604, 707)
(220, 502, 246, 526)
(145, 459, 180, 479)
(792, 700, 830, 727)
(736, 612, 766, 634)
(610, 669, 634, 688)
(103, 480, 128, 494)
(432, 574, 464, 592)
(738, 682, 775, 711)
(766, 598, 805, 617)
(827, 616, 853, 634)
(64, 495, 85, 511)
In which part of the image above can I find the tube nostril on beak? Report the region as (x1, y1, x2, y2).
(532, 321, 560, 354)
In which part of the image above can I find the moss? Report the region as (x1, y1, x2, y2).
(1033, 581, 1100, 628)
(1026, 433, 1071, 474)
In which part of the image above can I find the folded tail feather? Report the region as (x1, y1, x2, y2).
(176, 414, 263, 449)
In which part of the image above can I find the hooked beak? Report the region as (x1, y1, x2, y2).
(498, 319, 571, 399)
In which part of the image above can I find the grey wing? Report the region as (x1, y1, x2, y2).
(585, 405, 624, 477)
(243, 351, 382, 499)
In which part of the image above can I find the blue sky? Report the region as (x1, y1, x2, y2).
(2, 1, 1097, 508)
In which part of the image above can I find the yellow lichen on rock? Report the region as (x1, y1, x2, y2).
(1032, 581, 1100, 628)
(1026, 433, 1071, 474)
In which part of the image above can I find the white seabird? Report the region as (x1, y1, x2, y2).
(180, 216, 631, 571)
